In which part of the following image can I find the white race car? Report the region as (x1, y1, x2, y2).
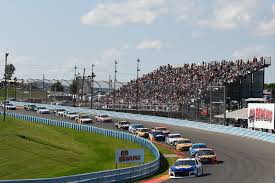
(95, 115, 112, 122)
(166, 133, 183, 145)
(4, 103, 16, 110)
(169, 158, 203, 178)
(66, 112, 79, 120)
(36, 107, 50, 114)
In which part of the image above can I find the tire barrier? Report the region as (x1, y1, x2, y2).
(0, 112, 160, 183)
(11, 101, 275, 144)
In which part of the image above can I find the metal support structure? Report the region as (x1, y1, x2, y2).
(3, 53, 9, 121)
(14, 77, 17, 101)
(223, 85, 227, 125)
(210, 85, 226, 125)
(113, 60, 117, 110)
(209, 84, 212, 124)
(81, 68, 86, 102)
(90, 64, 95, 109)
(136, 59, 140, 113)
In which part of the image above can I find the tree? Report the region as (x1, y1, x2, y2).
(70, 79, 78, 94)
(264, 83, 275, 90)
(51, 81, 64, 92)
(5, 64, 15, 80)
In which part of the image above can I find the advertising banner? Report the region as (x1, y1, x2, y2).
(248, 103, 275, 129)
(115, 149, 144, 164)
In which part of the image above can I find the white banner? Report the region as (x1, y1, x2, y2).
(248, 103, 275, 129)
(115, 149, 144, 164)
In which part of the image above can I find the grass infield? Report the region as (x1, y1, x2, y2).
(0, 117, 155, 180)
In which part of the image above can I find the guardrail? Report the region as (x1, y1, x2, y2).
(11, 101, 275, 144)
(0, 112, 160, 183)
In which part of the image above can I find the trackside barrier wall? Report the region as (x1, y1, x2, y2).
(0, 112, 160, 183)
(11, 101, 275, 144)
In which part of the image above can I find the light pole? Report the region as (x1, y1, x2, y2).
(14, 77, 17, 101)
(136, 58, 140, 113)
(113, 60, 117, 110)
(3, 53, 9, 122)
(90, 64, 95, 109)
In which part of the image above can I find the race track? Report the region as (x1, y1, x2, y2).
(6, 109, 275, 183)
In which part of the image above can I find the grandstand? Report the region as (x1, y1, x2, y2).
(96, 57, 270, 121)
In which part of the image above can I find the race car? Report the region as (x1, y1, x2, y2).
(149, 131, 166, 141)
(165, 133, 183, 145)
(189, 143, 208, 157)
(115, 121, 130, 130)
(4, 103, 16, 110)
(169, 158, 203, 178)
(195, 148, 217, 164)
(136, 128, 150, 138)
(95, 115, 112, 122)
(176, 139, 192, 151)
(76, 115, 93, 124)
(36, 107, 50, 114)
(151, 127, 170, 136)
(53, 108, 65, 115)
(128, 124, 144, 134)
(57, 110, 66, 116)
(66, 112, 79, 120)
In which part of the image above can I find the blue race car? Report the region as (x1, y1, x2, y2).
(169, 158, 203, 178)
(189, 143, 207, 157)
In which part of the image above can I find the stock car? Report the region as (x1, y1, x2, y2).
(95, 115, 112, 122)
(176, 139, 193, 151)
(3, 103, 16, 110)
(76, 115, 93, 124)
(115, 121, 130, 130)
(57, 110, 66, 116)
(66, 112, 79, 120)
(149, 131, 166, 141)
(166, 133, 183, 145)
(28, 104, 38, 111)
(53, 109, 65, 115)
(136, 128, 150, 138)
(169, 158, 203, 178)
(152, 127, 170, 136)
(195, 148, 217, 164)
(36, 107, 50, 114)
(129, 124, 144, 134)
(189, 143, 208, 157)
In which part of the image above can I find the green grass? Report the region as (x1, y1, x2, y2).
(0, 117, 154, 180)
(0, 88, 48, 100)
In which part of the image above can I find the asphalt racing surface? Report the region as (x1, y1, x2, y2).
(7, 109, 275, 183)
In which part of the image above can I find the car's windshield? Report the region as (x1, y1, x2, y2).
(140, 129, 150, 132)
(30, 105, 37, 107)
(170, 135, 181, 138)
(134, 125, 144, 128)
(58, 109, 65, 111)
(69, 112, 77, 115)
(152, 131, 164, 136)
(6, 104, 13, 106)
(121, 121, 129, 125)
(193, 144, 207, 149)
(81, 116, 89, 119)
(178, 140, 191, 144)
(198, 150, 215, 156)
(39, 107, 46, 109)
(101, 115, 109, 117)
(174, 160, 196, 166)
(157, 127, 167, 131)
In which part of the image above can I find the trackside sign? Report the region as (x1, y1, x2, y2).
(248, 103, 275, 129)
(115, 149, 144, 164)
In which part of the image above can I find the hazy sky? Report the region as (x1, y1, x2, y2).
(0, 0, 275, 83)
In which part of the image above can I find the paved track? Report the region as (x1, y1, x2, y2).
(7, 109, 275, 183)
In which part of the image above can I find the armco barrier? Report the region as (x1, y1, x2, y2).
(11, 101, 275, 144)
(0, 112, 160, 183)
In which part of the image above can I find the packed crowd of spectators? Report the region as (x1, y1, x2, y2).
(100, 57, 266, 108)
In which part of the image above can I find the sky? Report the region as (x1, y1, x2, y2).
(0, 0, 275, 83)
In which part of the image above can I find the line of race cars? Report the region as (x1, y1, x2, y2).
(23, 104, 218, 178)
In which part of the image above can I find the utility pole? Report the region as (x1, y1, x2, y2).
(113, 60, 117, 110)
(42, 74, 45, 91)
(29, 83, 32, 99)
(3, 53, 9, 121)
(223, 85, 226, 126)
(90, 64, 95, 109)
(14, 77, 17, 101)
(136, 58, 140, 113)
(74, 66, 77, 80)
(81, 68, 86, 102)
(209, 85, 212, 124)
